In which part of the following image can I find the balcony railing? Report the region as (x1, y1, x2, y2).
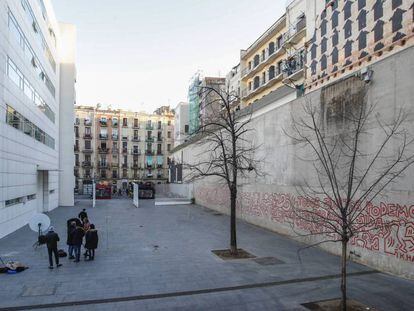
(83, 148, 93, 153)
(112, 174, 118, 179)
(98, 147, 110, 154)
(131, 163, 140, 169)
(131, 150, 141, 155)
(133, 123, 140, 129)
(112, 134, 119, 140)
(84, 120, 92, 126)
(122, 148, 128, 154)
(112, 122, 118, 128)
(146, 125, 154, 130)
(98, 163, 108, 169)
(74, 146, 79, 152)
(99, 134, 108, 140)
(122, 136, 128, 141)
(146, 150, 154, 155)
(83, 134, 92, 139)
(146, 137, 154, 142)
(84, 175, 91, 180)
(112, 149, 119, 154)
(111, 163, 119, 168)
(82, 161, 92, 167)
(132, 137, 140, 142)
(157, 151, 163, 156)
(283, 50, 305, 79)
(75, 161, 80, 167)
(122, 163, 128, 168)
(241, 69, 283, 99)
(157, 137, 163, 142)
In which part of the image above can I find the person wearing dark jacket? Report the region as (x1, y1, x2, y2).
(67, 222, 76, 259)
(45, 227, 62, 269)
(72, 225, 85, 262)
(78, 209, 88, 222)
(85, 224, 98, 260)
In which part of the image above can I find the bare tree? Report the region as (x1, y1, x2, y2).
(286, 85, 414, 310)
(185, 86, 260, 255)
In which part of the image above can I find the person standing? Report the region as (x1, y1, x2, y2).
(45, 226, 62, 269)
(78, 209, 88, 223)
(72, 225, 85, 262)
(85, 224, 98, 261)
(67, 222, 76, 260)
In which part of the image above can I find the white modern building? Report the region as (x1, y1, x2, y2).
(0, 0, 76, 238)
(173, 102, 189, 147)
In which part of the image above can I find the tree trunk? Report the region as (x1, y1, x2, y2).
(340, 239, 348, 311)
(230, 187, 237, 255)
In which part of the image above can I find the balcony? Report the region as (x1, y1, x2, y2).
(75, 161, 80, 167)
(122, 122, 128, 128)
(98, 162, 108, 169)
(84, 175, 91, 180)
(284, 17, 306, 46)
(82, 148, 93, 154)
(146, 150, 154, 155)
(131, 150, 141, 155)
(157, 137, 163, 142)
(98, 147, 110, 154)
(131, 163, 140, 169)
(146, 137, 154, 142)
(84, 120, 92, 126)
(111, 163, 119, 168)
(83, 134, 92, 139)
(122, 148, 128, 154)
(74, 145, 79, 152)
(74, 171, 79, 177)
(157, 164, 163, 169)
(241, 70, 283, 100)
(133, 123, 140, 129)
(242, 45, 285, 80)
(99, 120, 107, 127)
(112, 149, 119, 154)
(283, 51, 305, 82)
(99, 134, 108, 140)
(122, 163, 128, 169)
(157, 174, 163, 179)
(112, 174, 118, 179)
(146, 125, 154, 130)
(132, 137, 140, 142)
(82, 161, 92, 167)
(112, 134, 119, 140)
(122, 136, 128, 141)
(157, 151, 163, 156)
(112, 122, 118, 128)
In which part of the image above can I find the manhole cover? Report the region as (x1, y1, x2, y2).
(22, 284, 57, 297)
(253, 257, 284, 265)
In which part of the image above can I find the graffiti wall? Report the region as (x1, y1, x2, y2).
(195, 186, 414, 273)
(306, 0, 414, 90)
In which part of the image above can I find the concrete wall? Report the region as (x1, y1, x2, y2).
(172, 47, 414, 279)
(155, 183, 193, 199)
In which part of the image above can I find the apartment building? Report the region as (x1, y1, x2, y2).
(74, 106, 174, 194)
(198, 77, 226, 128)
(305, 0, 414, 91)
(239, 0, 307, 108)
(174, 102, 189, 147)
(0, 0, 76, 238)
(225, 63, 241, 110)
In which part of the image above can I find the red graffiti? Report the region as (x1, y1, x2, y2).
(195, 186, 414, 262)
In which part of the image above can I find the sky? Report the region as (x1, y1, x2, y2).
(52, 0, 286, 113)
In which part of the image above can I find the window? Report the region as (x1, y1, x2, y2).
(122, 141, 127, 149)
(253, 54, 260, 67)
(8, 11, 56, 93)
(269, 42, 275, 55)
(248, 81, 252, 90)
(134, 118, 139, 127)
(158, 120, 162, 129)
(277, 36, 285, 49)
(7, 57, 55, 123)
(6, 197, 23, 206)
(262, 72, 266, 85)
(253, 76, 260, 89)
(74, 126, 79, 137)
(269, 66, 275, 80)
(167, 144, 171, 152)
(85, 140, 91, 149)
(167, 131, 171, 138)
(133, 130, 139, 138)
(167, 120, 171, 126)
(113, 141, 118, 149)
(112, 117, 118, 126)
(85, 154, 91, 162)
(6, 105, 54, 149)
(157, 144, 162, 153)
(122, 118, 128, 127)
(184, 125, 189, 134)
(261, 49, 265, 61)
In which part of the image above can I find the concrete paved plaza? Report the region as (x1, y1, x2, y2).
(0, 199, 413, 311)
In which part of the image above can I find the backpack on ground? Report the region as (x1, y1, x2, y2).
(58, 249, 67, 257)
